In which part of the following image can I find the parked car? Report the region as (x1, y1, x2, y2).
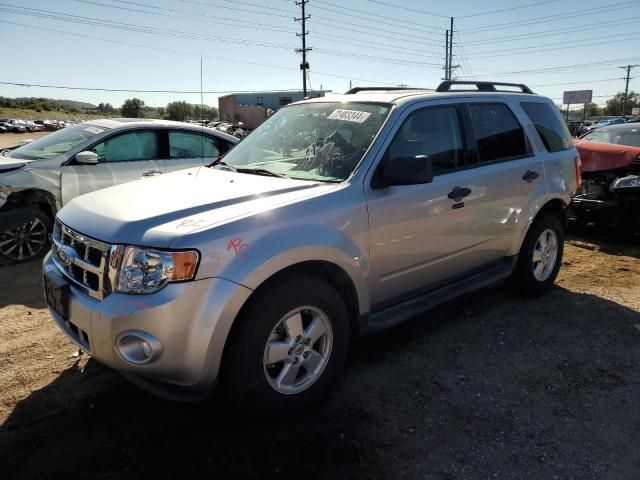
(43, 81, 578, 412)
(569, 123, 640, 230)
(0, 119, 238, 264)
(0, 121, 26, 133)
(0, 125, 6, 134)
(586, 117, 627, 131)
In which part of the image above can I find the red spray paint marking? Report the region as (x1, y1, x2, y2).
(227, 237, 250, 258)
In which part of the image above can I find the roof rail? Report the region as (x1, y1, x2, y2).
(436, 81, 534, 94)
(345, 86, 430, 94)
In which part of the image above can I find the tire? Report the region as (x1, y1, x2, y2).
(0, 209, 52, 266)
(512, 213, 564, 296)
(221, 274, 351, 415)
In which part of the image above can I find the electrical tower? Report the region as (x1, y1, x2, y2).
(620, 64, 638, 117)
(295, 0, 311, 97)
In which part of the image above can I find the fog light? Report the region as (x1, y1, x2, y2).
(115, 331, 163, 365)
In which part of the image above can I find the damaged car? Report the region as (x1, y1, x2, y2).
(569, 123, 640, 230)
(0, 119, 237, 265)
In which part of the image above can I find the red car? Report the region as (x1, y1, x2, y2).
(569, 123, 640, 229)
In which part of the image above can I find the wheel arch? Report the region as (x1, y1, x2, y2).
(1, 188, 57, 221)
(514, 196, 568, 256)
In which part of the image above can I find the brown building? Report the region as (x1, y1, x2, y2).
(218, 90, 327, 129)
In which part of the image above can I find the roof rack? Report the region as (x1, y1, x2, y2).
(436, 81, 534, 94)
(344, 86, 430, 94)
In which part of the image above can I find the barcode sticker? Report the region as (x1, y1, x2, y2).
(327, 109, 372, 123)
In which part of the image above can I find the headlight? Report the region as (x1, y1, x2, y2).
(610, 175, 640, 191)
(115, 246, 199, 294)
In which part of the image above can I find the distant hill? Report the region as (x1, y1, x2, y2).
(0, 96, 97, 112)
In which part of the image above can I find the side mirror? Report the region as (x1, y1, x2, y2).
(373, 155, 434, 189)
(75, 151, 98, 165)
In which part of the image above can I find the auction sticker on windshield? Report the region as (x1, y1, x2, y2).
(84, 126, 105, 134)
(327, 109, 372, 123)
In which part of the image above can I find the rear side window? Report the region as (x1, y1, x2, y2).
(521, 102, 572, 152)
(169, 131, 219, 159)
(387, 106, 464, 174)
(468, 103, 528, 163)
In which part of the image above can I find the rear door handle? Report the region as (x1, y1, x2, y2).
(142, 169, 163, 177)
(447, 186, 472, 201)
(522, 170, 539, 183)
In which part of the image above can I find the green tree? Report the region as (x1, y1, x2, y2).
(585, 103, 602, 117)
(604, 91, 640, 116)
(121, 98, 145, 118)
(166, 101, 193, 121)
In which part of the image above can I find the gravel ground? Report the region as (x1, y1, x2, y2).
(0, 131, 49, 149)
(1, 232, 639, 479)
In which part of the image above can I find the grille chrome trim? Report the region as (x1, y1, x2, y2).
(51, 219, 110, 300)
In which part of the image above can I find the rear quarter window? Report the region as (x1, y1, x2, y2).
(520, 102, 573, 152)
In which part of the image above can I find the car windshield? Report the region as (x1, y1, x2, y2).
(582, 126, 640, 147)
(216, 102, 392, 182)
(10, 123, 108, 160)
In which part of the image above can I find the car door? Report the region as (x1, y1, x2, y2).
(462, 100, 546, 265)
(60, 129, 164, 205)
(165, 130, 225, 173)
(365, 102, 485, 305)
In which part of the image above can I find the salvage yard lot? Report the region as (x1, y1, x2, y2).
(1, 234, 639, 479)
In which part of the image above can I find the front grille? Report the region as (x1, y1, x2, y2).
(52, 219, 111, 300)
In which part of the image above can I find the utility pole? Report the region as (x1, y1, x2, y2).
(444, 29, 449, 80)
(449, 17, 454, 80)
(620, 64, 638, 117)
(295, 0, 311, 97)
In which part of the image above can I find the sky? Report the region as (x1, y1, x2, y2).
(0, 0, 639, 108)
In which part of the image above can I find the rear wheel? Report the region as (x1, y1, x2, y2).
(222, 274, 350, 414)
(512, 213, 564, 295)
(0, 210, 51, 265)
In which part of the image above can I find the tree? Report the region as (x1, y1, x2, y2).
(585, 103, 602, 117)
(121, 98, 145, 118)
(166, 101, 192, 121)
(604, 91, 640, 116)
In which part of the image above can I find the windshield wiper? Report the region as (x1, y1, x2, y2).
(235, 167, 290, 179)
(209, 158, 236, 171)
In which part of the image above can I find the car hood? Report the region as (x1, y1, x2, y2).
(0, 156, 32, 173)
(57, 167, 339, 247)
(574, 138, 640, 172)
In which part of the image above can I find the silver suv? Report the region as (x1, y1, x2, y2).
(0, 119, 237, 264)
(43, 82, 579, 411)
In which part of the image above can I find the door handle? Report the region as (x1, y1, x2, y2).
(447, 186, 471, 201)
(522, 170, 539, 183)
(142, 169, 163, 177)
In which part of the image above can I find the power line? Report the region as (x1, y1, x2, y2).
(461, 15, 640, 45)
(457, 0, 558, 18)
(0, 81, 307, 94)
(530, 78, 625, 88)
(0, 19, 401, 86)
(460, 1, 637, 34)
(312, 0, 444, 33)
(0, 4, 439, 67)
(363, 0, 449, 18)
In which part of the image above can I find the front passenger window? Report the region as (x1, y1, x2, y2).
(387, 106, 464, 173)
(93, 131, 159, 162)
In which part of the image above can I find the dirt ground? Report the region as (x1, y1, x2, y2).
(1, 231, 639, 479)
(0, 131, 49, 149)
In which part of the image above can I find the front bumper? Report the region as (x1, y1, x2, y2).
(43, 253, 252, 398)
(568, 196, 640, 229)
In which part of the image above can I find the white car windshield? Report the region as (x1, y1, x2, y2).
(10, 124, 109, 160)
(217, 102, 392, 182)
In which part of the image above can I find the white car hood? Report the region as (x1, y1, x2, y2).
(58, 167, 336, 247)
(0, 156, 32, 172)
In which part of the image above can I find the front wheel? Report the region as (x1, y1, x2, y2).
(0, 210, 52, 265)
(221, 274, 351, 414)
(512, 213, 564, 295)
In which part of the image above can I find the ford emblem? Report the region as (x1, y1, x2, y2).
(57, 245, 77, 267)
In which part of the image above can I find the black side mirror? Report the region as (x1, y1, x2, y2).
(373, 154, 434, 189)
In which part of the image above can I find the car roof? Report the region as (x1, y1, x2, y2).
(85, 118, 239, 143)
(296, 89, 546, 108)
(594, 122, 638, 131)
